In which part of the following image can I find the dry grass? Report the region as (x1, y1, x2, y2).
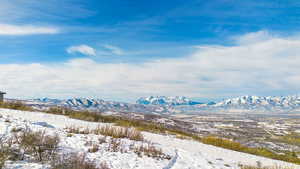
(65, 126, 90, 135)
(0, 101, 34, 111)
(88, 144, 99, 153)
(0, 136, 11, 169)
(94, 125, 144, 141)
(240, 164, 295, 169)
(202, 136, 300, 165)
(107, 138, 122, 152)
(14, 129, 60, 162)
(65, 125, 144, 141)
(51, 153, 110, 169)
(133, 143, 171, 160)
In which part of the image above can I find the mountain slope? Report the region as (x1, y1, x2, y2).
(0, 108, 299, 169)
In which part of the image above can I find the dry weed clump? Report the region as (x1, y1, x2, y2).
(0, 136, 13, 169)
(65, 125, 144, 141)
(107, 138, 122, 152)
(88, 144, 99, 153)
(14, 129, 60, 162)
(94, 125, 144, 141)
(51, 153, 110, 169)
(0, 128, 60, 167)
(132, 143, 171, 160)
(65, 125, 90, 135)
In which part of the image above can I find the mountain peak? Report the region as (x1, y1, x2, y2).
(136, 96, 202, 106)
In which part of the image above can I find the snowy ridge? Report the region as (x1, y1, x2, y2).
(0, 108, 299, 169)
(214, 95, 300, 109)
(27, 98, 164, 113)
(136, 96, 202, 106)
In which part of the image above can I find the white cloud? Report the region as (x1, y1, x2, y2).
(0, 24, 59, 35)
(1, 31, 300, 100)
(233, 30, 276, 45)
(103, 44, 124, 55)
(67, 45, 96, 56)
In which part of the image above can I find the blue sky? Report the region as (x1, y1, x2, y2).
(0, 0, 300, 101)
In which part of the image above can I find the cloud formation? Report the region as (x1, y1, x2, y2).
(67, 45, 96, 56)
(0, 24, 59, 35)
(1, 31, 299, 100)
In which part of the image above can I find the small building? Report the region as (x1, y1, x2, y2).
(0, 91, 6, 102)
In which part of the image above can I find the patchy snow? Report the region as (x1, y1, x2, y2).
(0, 108, 299, 169)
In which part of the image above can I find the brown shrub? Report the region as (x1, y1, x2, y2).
(15, 129, 60, 162)
(0, 136, 19, 168)
(0, 137, 10, 169)
(88, 144, 99, 153)
(108, 138, 121, 152)
(51, 153, 109, 169)
(132, 143, 171, 160)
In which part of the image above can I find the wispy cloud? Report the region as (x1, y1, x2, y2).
(103, 45, 124, 55)
(67, 45, 96, 56)
(0, 0, 95, 23)
(0, 24, 60, 36)
(233, 30, 275, 45)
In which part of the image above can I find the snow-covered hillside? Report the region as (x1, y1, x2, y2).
(0, 108, 299, 169)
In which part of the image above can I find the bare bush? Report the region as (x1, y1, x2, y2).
(65, 126, 90, 134)
(107, 138, 122, 152)
(98, 136, 107, 144)
(0, 137, 10, 169)
(15, 129, 60, 162)
(88, 144, 99, 153)
(51, 153, 109, 169)
(0, 136, 18, 168)
(133, 143, 171, 160)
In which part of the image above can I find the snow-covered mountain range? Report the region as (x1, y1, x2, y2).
(136, 96, 203, 106)
(22, 98, 162, 113)
(16, 95, 300, 114)
(214, 95, 300, 110)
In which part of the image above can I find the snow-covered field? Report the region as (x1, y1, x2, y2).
(0, 108, 299, 169)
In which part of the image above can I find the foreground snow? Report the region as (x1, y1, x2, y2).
(0, 108, 299, 169)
